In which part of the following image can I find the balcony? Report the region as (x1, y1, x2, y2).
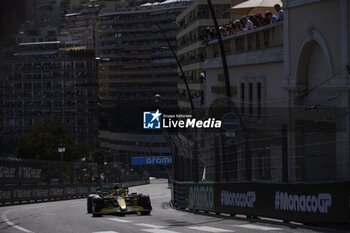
(178, 99, 193, 109)
(206, 22, 283, 61)
(178, 80, 203, 91)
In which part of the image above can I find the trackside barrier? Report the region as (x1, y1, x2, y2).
(122, 179, 150, 187)
(0, 179, 150, 206)
(172, 181, 350, 224)
(0, 185, 97, 205)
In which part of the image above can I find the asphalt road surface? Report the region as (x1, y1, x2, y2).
(0, 179, 347, 233)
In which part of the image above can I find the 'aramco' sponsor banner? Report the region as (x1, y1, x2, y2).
(131, 156, 172, 165)
(187, 182, 214, 211)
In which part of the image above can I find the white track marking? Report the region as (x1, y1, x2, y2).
(187, 226, 234, 232)
(93, 231, 118, 233)
(135, 223, 166, 228)
(106, 218, 131, 223)
(234, 224, 283, 231)
(141, 229, 180, 233)
(2, 211, 34, 233)
(1, 200, 82, 233)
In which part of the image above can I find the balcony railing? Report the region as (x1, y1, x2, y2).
(177, 37, 202, 50)
(207, 22, 283, 58)
(180, 55, 206, 66)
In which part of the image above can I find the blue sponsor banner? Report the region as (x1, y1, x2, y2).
(131, 156, 172, 165)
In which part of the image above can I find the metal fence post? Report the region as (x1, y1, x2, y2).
(215, 134, 221, 182)
(245, 133, 252, 180)
(282, 124, 289, 182)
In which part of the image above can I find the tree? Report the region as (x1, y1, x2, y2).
(89, 149, 114, 165)
(15, 121, 75, 161)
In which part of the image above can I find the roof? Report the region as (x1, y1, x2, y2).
(65, 12, 82, 17)
(14, 50, 59, 56)
(18, 41, 61, 46)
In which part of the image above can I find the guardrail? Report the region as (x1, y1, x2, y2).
(172, 181, 350, 224)
(122, 179, 150, 188)
(0, 179, 149, 206)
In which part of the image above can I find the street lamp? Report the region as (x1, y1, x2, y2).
(58, 144, 66, 183)
(154, 93, 161, 108)
(58, 144, 66, 161)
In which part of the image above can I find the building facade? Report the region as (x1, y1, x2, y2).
(190, 0, 350, 183)
(283, 0, 350, 182)
(96, 1, 191, 166)
(203, 22, 286, 181)
(0, 42, 99, 154)
(64, 6, 100, 51)
(176, 0, 235, 111)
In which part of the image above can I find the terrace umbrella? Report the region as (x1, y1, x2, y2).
(228, 0, 282, 15)
(141, 3, 153, 6)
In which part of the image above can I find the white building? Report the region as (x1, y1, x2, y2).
(283, 0, 350, 182)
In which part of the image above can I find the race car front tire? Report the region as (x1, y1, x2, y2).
(87, 194, 95, 213)
(92, 197, 104, 217)
(138, 195, 152, 215)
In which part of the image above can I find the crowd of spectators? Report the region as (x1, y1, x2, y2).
(203, 4, 284, 43)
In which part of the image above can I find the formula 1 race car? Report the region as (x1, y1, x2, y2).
(87, 184, 152, 217)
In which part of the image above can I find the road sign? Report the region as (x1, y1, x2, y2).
(221, 113, 241, 132)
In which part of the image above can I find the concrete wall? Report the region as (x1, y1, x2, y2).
(287, 0, 341, 80)
(285, 0, 350, 181)
(205, 62, 286, 109)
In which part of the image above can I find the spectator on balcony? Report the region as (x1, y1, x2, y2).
(210, 27, 216, 39)
(253, 13, 267, 27)
(225, 24, 233, 35)
(241, 16, 255, 31)
(265, 11, 278, 24)
(219, 27, 226, 37)
(274, 4, 284, 21)
(249, 15, 257, 27)
(232, 20, 242, 33)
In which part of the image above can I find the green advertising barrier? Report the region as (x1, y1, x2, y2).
(215, 182, 256, 216)
(215, 182, 350, 223)
(186, 182, 215, 212)
(175, 181, 350, 224)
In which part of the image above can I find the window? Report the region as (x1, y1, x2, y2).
(257, 82, 262, 118)
(249, 83, 253, 116)
(240, 83, 245, 115)
(241, 79, 264, 118)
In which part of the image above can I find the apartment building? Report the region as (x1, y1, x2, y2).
(96, 1, 191, 166)
(174, 0, 240, 182)
(70, 0, 134, 12)
(0, 41, 99, 153)
(176, 0, 244, 111)
(64, 5, 100, 50)
(64, 0, 150, 57)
